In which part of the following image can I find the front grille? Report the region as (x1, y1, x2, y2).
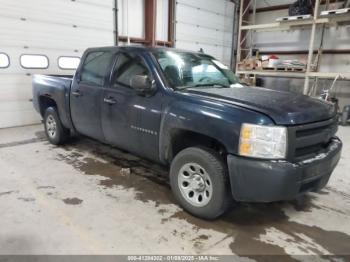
(294, 143, 328, 158)
(287, 116, 338, 162)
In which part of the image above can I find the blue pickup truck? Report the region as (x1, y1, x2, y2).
(32, 46, 342, 219)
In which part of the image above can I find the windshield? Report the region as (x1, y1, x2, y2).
(153, 50, 241, 90)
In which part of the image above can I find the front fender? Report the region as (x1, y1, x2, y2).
(158, 97, 273, 163)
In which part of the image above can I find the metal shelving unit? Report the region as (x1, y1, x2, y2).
(235, 0, 350, 95)
(236, 70, 350, 79)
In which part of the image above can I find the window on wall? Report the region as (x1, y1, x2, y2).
(80, 51, 113, 86)
(20, 54, 49, 69)
(0, 53, 10, 68)
(111, 53, 152, 88)
(58, 56, 80, 70)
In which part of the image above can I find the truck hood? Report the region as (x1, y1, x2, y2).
(184, 86, 336, 125)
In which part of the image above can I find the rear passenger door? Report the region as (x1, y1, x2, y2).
(70, 51, 114, 141)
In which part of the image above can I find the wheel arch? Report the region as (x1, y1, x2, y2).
(38, 94, 73, 130)
(164, 128, 228, 164)
(38, 95, 57, 117)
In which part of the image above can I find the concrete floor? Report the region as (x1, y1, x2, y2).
(0, 124, 349, 259)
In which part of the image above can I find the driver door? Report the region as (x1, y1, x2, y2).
(101, 52, 162, 160)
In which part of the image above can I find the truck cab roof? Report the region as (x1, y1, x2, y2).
(84, 45, 208, 56)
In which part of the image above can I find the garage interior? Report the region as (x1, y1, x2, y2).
(0, 0, 350, 259)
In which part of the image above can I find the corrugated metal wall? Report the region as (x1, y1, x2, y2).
(118, 0, 145, 39)
(117, 0, 169, 43)
(0, 0, 114, 128)
(175, 0, 235, 67)
(0, 0, 236, 128)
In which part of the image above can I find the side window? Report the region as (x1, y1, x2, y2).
(111, 53, 151, 88)
(58, 56, 80, 70)
(20, 54, 49, 69)
(80, 51, 113, 86)
(0, 53, 10, 68)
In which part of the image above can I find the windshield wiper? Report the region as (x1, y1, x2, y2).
(175, 85, 192, 90)
(175, 83, 229, 91)
(193, 83, 229, 88)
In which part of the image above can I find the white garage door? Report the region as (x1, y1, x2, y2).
(175, 0, 235, 67)
(0, 0, 115, 128)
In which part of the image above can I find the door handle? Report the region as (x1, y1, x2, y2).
(104, 97, 117, 105)
(72, 90, 82, 97)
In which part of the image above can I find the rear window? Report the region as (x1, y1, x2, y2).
(80, 51, 113, 86)
(58, 56, 80, 70)
(0, 53, 10, 68)
(20, 54, 49, 69)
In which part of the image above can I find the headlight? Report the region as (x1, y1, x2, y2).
(239, 123, 287, 159)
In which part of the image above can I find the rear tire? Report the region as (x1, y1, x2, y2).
(170, 147, 232, 220)
(44, 107, 70, 145)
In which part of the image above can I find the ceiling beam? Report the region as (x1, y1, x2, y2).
(168, 0, 175, 46)
(145, 0, 157, 46)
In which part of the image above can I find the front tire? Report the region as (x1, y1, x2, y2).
(44, 107, 69, 145)
(170, 147, 232, 220)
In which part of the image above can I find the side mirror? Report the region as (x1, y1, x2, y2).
(130, 75, 152, 94)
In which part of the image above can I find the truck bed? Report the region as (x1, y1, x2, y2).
(32, 74, 73, 96)
(32, 74, 74, 129)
